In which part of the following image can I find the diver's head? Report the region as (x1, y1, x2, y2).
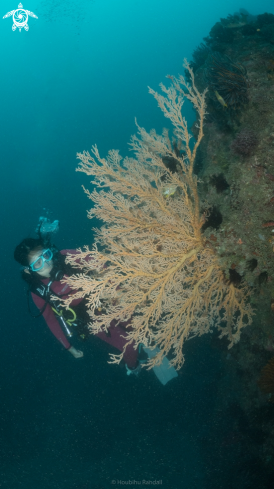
(26, 247, 54, 278)
(14, 238, 54, 278)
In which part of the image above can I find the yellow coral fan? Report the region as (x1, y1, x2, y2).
(64, 60, 254, 369)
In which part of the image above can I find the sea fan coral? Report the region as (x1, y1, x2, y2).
(63, 61, 254, 369)
(230, 128, 258, 156)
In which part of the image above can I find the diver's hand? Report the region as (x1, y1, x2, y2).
(68, 346, 84, 358)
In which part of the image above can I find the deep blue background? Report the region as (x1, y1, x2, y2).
(1, 1, 274, 488)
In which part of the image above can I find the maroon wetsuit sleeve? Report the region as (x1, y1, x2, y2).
(31, 293, 71, 350)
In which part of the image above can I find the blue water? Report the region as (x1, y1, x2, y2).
(1, 1, 274, 488)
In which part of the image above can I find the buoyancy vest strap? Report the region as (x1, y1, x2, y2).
(27, 280, 54, 318)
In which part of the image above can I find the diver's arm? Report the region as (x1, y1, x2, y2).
(31, 293, 71, 349)
(32, 294, 83, 358)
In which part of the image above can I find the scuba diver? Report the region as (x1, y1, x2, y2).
(14, 217, 178, 384)
(14, 217, 140, 371)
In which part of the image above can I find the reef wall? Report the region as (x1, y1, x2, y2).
(190, 11, 274, 478)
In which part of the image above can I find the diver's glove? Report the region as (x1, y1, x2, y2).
(68, 346, 84, 359)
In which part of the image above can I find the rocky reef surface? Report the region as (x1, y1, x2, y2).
(189, 11, 274, 485)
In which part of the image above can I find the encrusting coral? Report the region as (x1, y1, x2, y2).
(63, 61, 253, 369)
(230, 128, 258, 156)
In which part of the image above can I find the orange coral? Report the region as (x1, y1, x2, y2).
(63, 60, 254, 369)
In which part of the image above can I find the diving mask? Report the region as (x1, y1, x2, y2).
(29, 248, 53, 272)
